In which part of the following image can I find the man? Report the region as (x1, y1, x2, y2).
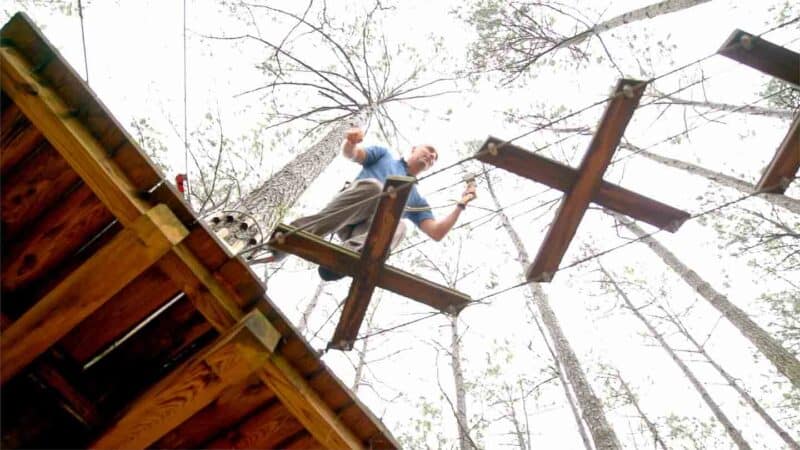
(270, 127, 477, 280)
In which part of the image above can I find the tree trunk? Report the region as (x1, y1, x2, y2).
(352, 294, 382, 394)
(503, 384, 528, 450)
(561, 0, 711, 49)
(450, 315, 471, 450)
(524, 298, 593, 450)
(599, 264, 752, 450)
(666, 313, 800, 449)
(484, 166, 621, 450)
(297, 281, 326, 334)
(619, 142, 800, 215)
(235, 115, 363, 234)
(613, 369, 668, 450)
(615, 213, 800, 389)
(649, 95, 794, 119)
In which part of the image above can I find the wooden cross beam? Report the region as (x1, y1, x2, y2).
(718, 29, 800, 88)
(755, 113, 799, 194)
(478, 79, 689, 282)
(719, 29, 800, 194)
(270, 176, 471, 351)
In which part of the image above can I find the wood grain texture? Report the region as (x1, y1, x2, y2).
(0, 205, 187, 384)
(204, 400, 304, 449)
(1, 142, 81, 240)
(719, 29, 800, 87)
(331, 176, 413, 350)
(90, 310, 280, 450)
(256, 354, 365, 450)
(0, 101, 46, 176)
(1, 184, 114, 293)
(155, 375, 276, 449)
(527, 79, 646, 282)
(756, 114, 799, 193)
(0, 44, 149, 226)
(272, 224, 471, 313)
(58, 267, 179, 363)
(476, 136, 690, 230)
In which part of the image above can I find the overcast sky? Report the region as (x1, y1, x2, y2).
(5, 1, 799, 448)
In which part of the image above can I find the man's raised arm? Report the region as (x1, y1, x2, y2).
(342, 127, 367, 163)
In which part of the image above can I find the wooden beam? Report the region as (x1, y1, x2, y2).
(0, 204, 187, 384)
(271, 224, 471, 313)
(204, 400, 304, 449)
(256, 355, 364, 450)
(155, 375, 275, 449)
(90, 310, 280, 450)
(0, 44, 149, 226)
(719, 29, 800, 87)
(331, 176, 413, 350)
(527, 79, 646, 282)
(0, 100, 46, 176)
(476, 137, 689, 231)
(1, 142, 81, 241)
(756, 113, 799, 194)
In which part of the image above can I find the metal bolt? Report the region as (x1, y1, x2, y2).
(740, 34, 753, 50)
(387, 185, 397, 199)
(622, 84, 635, 99)
(275, 232, 285, 245)
(488, 142, 498, 156)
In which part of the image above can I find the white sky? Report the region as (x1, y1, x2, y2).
(5, 1, 799, 448)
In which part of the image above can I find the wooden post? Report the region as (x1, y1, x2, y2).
(330, 176, 413, 350)
(719, 29, 800, 87)
(755, 113, 799, 194)
(527, 79, 645, 281)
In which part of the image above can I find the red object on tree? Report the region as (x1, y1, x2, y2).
(175, 174, 187, 193)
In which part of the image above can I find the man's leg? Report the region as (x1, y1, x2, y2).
(318, 220, 407, 281)
(269, 179, 383, 262)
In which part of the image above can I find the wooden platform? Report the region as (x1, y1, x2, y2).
(0, 12, 398, 449)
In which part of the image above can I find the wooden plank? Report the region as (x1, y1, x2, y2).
(1, 184, 114, 293)
(476, 136, 689, 231)
(58, 266, 180, 363)
(0, 43, 150, 226)
(204, 400, 305, 449)
(30, 357, 101, 428)
(283, 433, 324, 450)
(255, 354, 365, 450)
(755, 113, 800, 193)
(272, 224, 471, 313)
(331, 176, 413, 350)
(90, 310, 281, 450)
(0, 204, 188, 384)
(527, 79, 646, 282)
(0, 100, 46, 176)
(80, 296, 215, 413)
(154, 375, 276, 449)
(719, 29, 800, 87)
(1, 142, 81, 240)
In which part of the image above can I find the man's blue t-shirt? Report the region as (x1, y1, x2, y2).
(354, 145, 434, 228)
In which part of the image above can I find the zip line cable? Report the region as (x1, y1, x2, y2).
(77, 0, 89, 84)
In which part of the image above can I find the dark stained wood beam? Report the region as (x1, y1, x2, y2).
(755, 113, 799, 194)
(270, 224, 471, 314)
(719, 29, 800, 87)
(90, 310, 280, 450)
(0, 205, 187, 384)
(0, 100, 46, 176)
(330, 176, 413, 351)
(204, 400, 305, 449)
(528, 79, 646, 282)
(476, 137, 689, 231)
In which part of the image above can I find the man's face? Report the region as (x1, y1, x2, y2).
(410, 145, 437, 172)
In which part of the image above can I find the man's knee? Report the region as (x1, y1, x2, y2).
(356, 179, 383, 196)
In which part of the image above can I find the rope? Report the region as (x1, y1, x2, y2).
(77, 0, 89, 84)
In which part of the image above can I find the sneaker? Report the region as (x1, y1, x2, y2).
(318, 266, 345, 281)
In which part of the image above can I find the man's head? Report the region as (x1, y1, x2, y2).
(405, 144, 438, 175)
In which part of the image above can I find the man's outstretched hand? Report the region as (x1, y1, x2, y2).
(345, 127, 364, 145)
(460, 180, 477, 206)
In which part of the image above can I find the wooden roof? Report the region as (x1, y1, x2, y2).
(0, 12, 398, 449)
